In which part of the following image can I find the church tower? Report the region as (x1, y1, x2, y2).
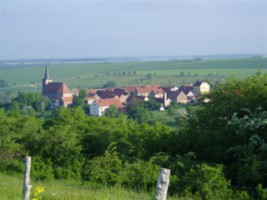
(42, 65, 52, 94)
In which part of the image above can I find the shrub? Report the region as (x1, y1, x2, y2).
(121, 159, 159, 191)
(82, 145, 122, 186)
(31, 156, 54, 180)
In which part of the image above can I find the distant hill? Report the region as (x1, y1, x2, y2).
(0, 53, 265, 68)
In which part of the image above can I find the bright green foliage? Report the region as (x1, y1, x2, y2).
(176, 73, 267, 172)
(0, 110, 23, 161)
(72, 89, 87, 108)
(199, 72, 267, 127)
(31, 156, 54, 180)
(122, 159, 159, 191)
(0, 110, 29, 173)
(1, 73, 267, 198)
(82, 145, 122, 186)
(5, 93, 50, 115)
(184, 164, 232, 200)
(144, 98, 161, 110)
(127, 98, 153, 124)
(105, 104, 120, 118)
(229, 108, 267, 188)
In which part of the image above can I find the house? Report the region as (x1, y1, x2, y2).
(125, 86, 137, 94)
(150, 87, 165, 98)
(167, 90, 188, 104)
(42, 66, 73, 107)
(179, 85, 196, 102)
(126, 85, 164, 97)
(135, 86, 152, 97)
(193, 81, 210, 94)
(162, 86, 179, 93)
(90, 98, 124, 116)
(177, 91, 188, 104)
(86, 93, 100, 105)
(71, 88, 80, 96)
(87, 88, 130, 104)
(110, 88, 130, 103)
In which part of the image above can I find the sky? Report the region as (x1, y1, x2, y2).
(0, 0, 267, 60)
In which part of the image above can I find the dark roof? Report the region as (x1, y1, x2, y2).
(167, 91, 181, 100)
(179, 85, 194, 95)
(193, 81, 202, 87)
(44, 66, 50, 80)
(113, 88, 129, 96)
(43, 82, 71, 94)
(96, 88, 129, 99)
(126, 95, 148, 102)
(161, 86, 174, 93)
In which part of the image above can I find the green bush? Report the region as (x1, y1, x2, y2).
(82, 145, 122, 186)
(122, 159, 159, 191)
(31, 156, 54, 180)
(183, 164, 232, 200)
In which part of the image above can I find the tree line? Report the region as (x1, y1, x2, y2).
(1, 72, 267, 199)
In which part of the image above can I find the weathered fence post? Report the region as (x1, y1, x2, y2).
(23, 156, 32, 200)
(155, 168, 170, 200)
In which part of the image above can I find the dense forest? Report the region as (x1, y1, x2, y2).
(1, 73, 267, 199)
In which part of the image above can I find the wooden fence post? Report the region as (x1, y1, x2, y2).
(155, 168, 170, 200)
(23, 156, 32, 200)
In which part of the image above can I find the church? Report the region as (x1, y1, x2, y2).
(42, 66, 73, 107)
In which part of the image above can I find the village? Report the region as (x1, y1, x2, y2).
(42, 66, 210, 116)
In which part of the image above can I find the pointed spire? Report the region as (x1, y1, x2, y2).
(44, 65, 50, 79)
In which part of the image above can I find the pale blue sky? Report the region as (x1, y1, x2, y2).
(1, 0, 266, 59)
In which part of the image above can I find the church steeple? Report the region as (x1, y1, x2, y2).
(42, 65, 52, 94)
(44, 65, 50, 79)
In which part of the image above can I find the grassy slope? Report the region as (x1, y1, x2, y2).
(0, 173, 180, 200)
(0, 57, 266, 93)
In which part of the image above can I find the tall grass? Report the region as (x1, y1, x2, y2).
(0, 173, 181, 200)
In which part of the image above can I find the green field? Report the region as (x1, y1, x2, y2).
(0, 57, 266, 93)
(0, 173, 180, 200)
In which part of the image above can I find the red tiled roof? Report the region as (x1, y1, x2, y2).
(95, 98, 124, 108)
(44, 82, 71, 94)
(135, 85, 163, 95)
(151, 87, 164, 94)
(136, 86, 151, 94)
(125, 86, 137, 93)
(87, 89, 98, 95)
(61, 96, 73, 104)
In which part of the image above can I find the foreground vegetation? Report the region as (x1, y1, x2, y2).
(1, 173, 177, 200)
(1, 73, 267, 199)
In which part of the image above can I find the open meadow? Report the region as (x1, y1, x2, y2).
(0, 57, 266, 93)
(0, 173, 180, 200)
